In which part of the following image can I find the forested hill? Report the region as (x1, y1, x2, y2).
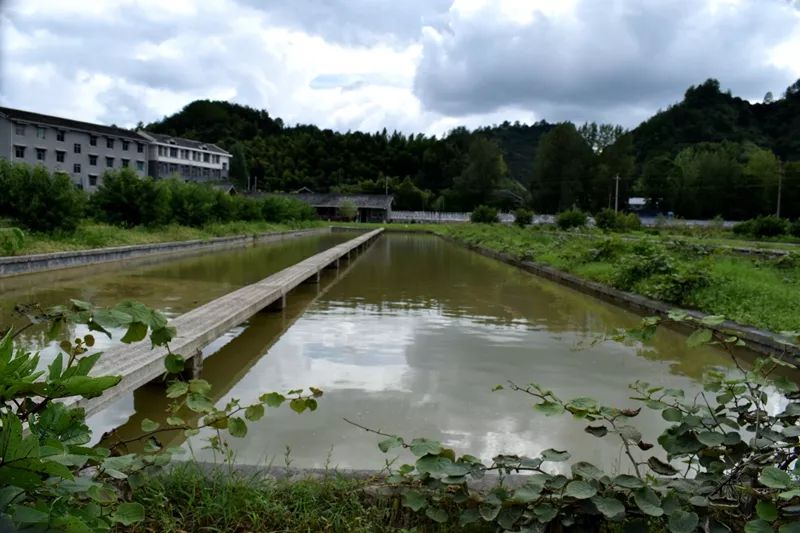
(146, 77, 800, 217)
(630, 78, 800, 162)
(145, 100, 552, 211)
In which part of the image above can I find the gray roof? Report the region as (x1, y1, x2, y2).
(278, 193, 393, 210)
(0, 106, 147, 141)
(143, 132, 230, 156)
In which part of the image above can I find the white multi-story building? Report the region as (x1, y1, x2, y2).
(0, 106, 148, 191)
(0, 106, 233, 190)
(137, 132, 231, 182)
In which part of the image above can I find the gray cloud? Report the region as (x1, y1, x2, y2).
(239, 0, 451, 46)
(414, 0, 800, 126)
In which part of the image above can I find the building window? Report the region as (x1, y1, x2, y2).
(121, 158, 129, 168)
(106, 157, 114, 168)
(36, 148, 46, 161)
(122, 140, 129, 151)
(222, 161, 228, 170)
(203, 153, 210, 163)
(73, 163, 81, 173)
(14, 124, 25, 136)
(169, 147, 178, 158)
(89, 175, 98, 187)
(169, 163, 178, 173)
(106, 138, 114, 149)
(137, 142, 144, 153)
(74, 143, 81, 153)
(89, 155, 98, 166)
(90, 135, 97, 146)
(136, 160, 145, 171)
(14, 146, 25, 158)
(56, 150, 65, 162)
(36, 126, 46, 139)
(56, 130, 65, 142)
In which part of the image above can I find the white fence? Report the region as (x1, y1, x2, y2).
(389, 211, 740, 228)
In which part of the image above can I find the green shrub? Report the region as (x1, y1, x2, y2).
(1, 163, 86, 232)
(733, 216, 788, 238)
(470, 205, 499, 224)
(263, 196, 317, 222)
(732, 219, 754, 236)
(0, 227, 24, 255)
(594, 208, 619, 230)
(790, 219, 800, 238)
(619, 212, 641, 231)
(750, 215, 788, 238)
(512, 208, 532, 227)
(91, 169, 170, 227)
(556, 208, 586, 230)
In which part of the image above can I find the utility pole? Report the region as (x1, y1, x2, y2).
(614, 174, 621, 212)
(777, 163, 784, 218)
(384, 174, 389, 223)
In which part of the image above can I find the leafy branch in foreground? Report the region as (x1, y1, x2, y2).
(349, 314, 800, 532)
(0, 299, 323, 531)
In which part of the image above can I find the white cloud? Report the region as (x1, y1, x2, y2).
(0, 0, 798, 134)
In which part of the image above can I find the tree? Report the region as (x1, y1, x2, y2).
(451, 137, 507, 210)
(530, 123, 594, 213)
(764, 91, 774, 104)
(578, 122, 625, 153)
(338, 200, 358, 221)
(228, 143, 250, 190)
(640, 155, 675, 210)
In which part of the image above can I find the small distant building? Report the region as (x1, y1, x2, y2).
(628, 197, 647, 211)
(277, 193, 393, 222)
(0, 105, 148, 191)
(136, 131, 231, 182)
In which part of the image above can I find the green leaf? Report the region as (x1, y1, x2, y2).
(760, 467, 792, 489)
(425, 507, 448, 523)
(534, 401, 564, 416)
(565, 480, 597, 499)
(618, 425, 642, 443)
(260, 392, 285, 407)
(633, 487, 663, 517)
(12, 505, 49, 524)
(48, 353, 64, 381)
(479, 503, 501, 522)
(244, 404, 265, 422)
(648, 456, 679, 476)
(779, 489, 800, 500)
(410, 438, 442, 457)
(228, 417, 247, 438)
(592, 496, 625, 519)
(662, 407, 683, 422)
(756, 501, 779, 522)
(687, 328, 713, 348)
(513, 484, 542, 503)
(188, 379, 212, 395)
(745, 519, 776, 533)
(572, 461, 603, 480)
(60, 375, 121, 398)
(402, 490, 427, 512)
(111, 502, 145, 526)
(585, 425, 608, 438)
(150, 326, 176, 347)
(164, 354, 185, 374)
(700, 315, 726, 327)
(378, 436, 403, 453)
(186, 393, 214, 413)
(120, 322, 148, 344)
(459, 508, 480, 526)
(289, 398, 307, 413)
(87, 485, 117, 504)
(166, 416, 185, 426)
(415, 455, 451, 476)
(614, 474, 645, 489)
(668, 510, 699, 533)
(533, 503, 557, 523)
(697, 431, 725, 447)
(165, 381, 188, 398)
(779, 522, 800, 533)
(140, 418, 159, 432)
(541, 448, 570, 462)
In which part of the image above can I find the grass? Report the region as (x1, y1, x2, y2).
(122, 463, 486, 533)
(0, 220, 323, 257)
(434, 224, 800, 334)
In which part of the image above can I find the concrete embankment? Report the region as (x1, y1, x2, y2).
(0, 227, 330, 278)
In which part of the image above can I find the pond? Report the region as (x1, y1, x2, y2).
(74, 232, 737, 473)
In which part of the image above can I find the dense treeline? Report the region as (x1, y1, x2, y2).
(0, 161, 315, 233)
(148, 78, 800, 219)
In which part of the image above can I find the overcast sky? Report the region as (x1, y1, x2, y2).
(1, 0, 799, 136)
